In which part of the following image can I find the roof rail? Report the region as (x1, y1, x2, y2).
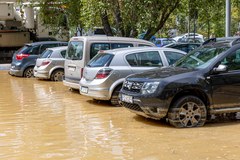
(230, 37, 240, 46)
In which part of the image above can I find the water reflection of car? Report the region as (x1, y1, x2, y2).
(80, 47, 186, 106)
(119, 39, 240, 128)
(34, 46, 67, 81)
(154, 38, 176, 47)
(164, 43, 201, 53)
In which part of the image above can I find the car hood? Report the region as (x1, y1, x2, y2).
(126, 67, 195, 81)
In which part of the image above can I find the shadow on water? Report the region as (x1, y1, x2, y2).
(86, 99, 113, 108)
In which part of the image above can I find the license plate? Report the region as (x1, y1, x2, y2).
(80, 86, 88, 93)
(121, 94, 133, 103)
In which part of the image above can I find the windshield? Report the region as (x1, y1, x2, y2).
(87, 53, 114, 67)
(174, 46, 229, 69)
(40, 50, 53, 58)
(66, 41, 84, 60)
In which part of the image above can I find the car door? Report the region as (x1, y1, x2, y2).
(126, 50, 163, 74)
(210, 48, 240, 108)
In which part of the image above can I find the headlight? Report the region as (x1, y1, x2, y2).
(141, 82, 159, 94)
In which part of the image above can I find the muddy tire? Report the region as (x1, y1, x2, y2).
(110, 86, 122, 106)
(23, 67, 34, 78)
(168, 96, 207, 128)
(50, 69, 64, 81)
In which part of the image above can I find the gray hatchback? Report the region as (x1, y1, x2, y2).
(9, 41, 68, 78)
(80, 47, 186, 106)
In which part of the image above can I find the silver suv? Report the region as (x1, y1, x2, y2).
(80, 47, 186, 106)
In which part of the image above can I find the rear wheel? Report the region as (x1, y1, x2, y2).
(110, 86, 122, 106)
(23, 67, 34, 78)
(51, 69, 64, 81)
(168, 96, 207, 128)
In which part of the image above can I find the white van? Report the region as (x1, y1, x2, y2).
(63, 36, 155, 89)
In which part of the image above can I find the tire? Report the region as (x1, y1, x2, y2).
(110, 85, 122, 107)
(50, 69, 64, 81)
(168, 96, 207, 128)
(23, 67, 34, 78)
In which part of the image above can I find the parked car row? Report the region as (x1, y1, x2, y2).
(79, 47, 186, 106)
(8, 35, 240, 128)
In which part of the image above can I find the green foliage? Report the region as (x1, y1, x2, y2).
(33, 0, 240, 40)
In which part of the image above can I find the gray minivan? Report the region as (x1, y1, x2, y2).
(9, 41, 68, 77)
(63, 36, 155, 90)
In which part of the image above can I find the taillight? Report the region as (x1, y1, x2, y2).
(16, 53, 30, 60)
(41, 60, 51, 66)
(95, 68, 112, 79)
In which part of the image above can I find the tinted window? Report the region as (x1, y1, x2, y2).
(29, 45, 40, 55)
(126, 51, 162, 67)
(164, 51, 184, 65)
(87, 53, 114, 67)
(221, 49, 240, 71)
(60, 50, 66, 58)
(39, 44, 58, 54)
(66, 41, 84, 60)
(41, 50, 53, 58)
(111, 43, 133, 49)
(90, 43, 110, 59)
(138, 44, 153, 47)
(175, 46, 229, 69)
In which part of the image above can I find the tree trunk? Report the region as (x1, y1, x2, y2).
(101, 10, 113, 36)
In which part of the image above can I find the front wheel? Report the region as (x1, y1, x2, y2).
(110, 86, 122, 107)
(51, 69, 64, 81)
(168, 96, 207, 128)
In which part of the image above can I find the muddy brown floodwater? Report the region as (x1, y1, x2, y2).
(1, 71, 240, 160)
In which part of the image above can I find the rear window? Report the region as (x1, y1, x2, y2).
(66, 41, 84, 60)
(87, 53, 114, 67)
(40, 50, 53, 58)
(111, 43, 133, 49)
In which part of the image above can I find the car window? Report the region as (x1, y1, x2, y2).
(220, 49, 240, 71)
(28, 45, 40, 55)
(164, 51, 185, 65)
(60, 50, 66, 58)
(175, 46, 229, 69)
(87, 53, 114, 67)
(90, 43, 110, 59)
(66, 41, 84, 60)
(40, 50, 53, 58)
(138, 44, 153, 47)
(111, 43, 133, 49)
(155, 40, 162, 45)
(126, 51, 162, 67)
(39, 44, 58, 54)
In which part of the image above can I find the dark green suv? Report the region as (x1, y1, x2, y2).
(119, 39, 240, 128)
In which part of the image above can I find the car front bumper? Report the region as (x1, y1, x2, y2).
(119, 92, 168, 120)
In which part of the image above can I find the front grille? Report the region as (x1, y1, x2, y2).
(121, 102, 143, 112)
(122, 81, 144, 93)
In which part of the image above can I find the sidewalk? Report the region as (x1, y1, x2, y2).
(0, 64, 10, 70)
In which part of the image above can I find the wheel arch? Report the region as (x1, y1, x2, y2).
(109, 78, 125, 99)
(49, 66, 64, 78)
(169, 87, 210, 110)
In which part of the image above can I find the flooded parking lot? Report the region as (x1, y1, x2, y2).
(0, 70, 240, 160)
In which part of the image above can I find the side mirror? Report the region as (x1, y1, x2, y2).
(213, 64, 228, 73)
